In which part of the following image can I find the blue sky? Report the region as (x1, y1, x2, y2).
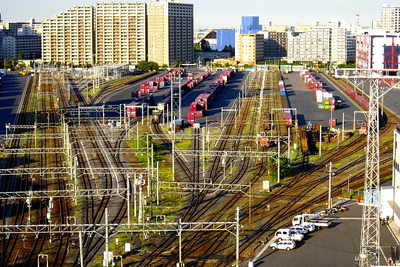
(0, 0, 390, 29)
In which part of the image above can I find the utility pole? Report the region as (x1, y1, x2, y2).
(334, 68, 398, 267)
(327, 162, 333, 209)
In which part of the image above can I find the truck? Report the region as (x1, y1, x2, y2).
(274, 228, 304, 242)
(292, 213, 331, 229)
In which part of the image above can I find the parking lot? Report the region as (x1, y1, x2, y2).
(250, 200, 398, 267)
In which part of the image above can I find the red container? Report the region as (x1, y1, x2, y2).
(187, 119, 196, 126)
(194, 110, 203, 118)
(329, 118, 337, 127)
(187, 112, 196, 120)
(126, 102, 141, 118)
(190, 102, 199, 111)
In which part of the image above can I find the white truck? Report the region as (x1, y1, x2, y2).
(275, 228, 304, 242)
(292, 213, 331, 229)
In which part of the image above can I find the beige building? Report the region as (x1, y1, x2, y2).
(147, 0, 193, 66)
(42, 6, 94, 65)
(42, 1, 193, 66)
(236, 34, 264, 65)
(379, 3, 400, 32)
(95, 2, 146, 65)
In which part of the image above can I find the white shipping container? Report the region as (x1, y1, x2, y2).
(322, 92, 333, 99)
(316, 90, 323, 102)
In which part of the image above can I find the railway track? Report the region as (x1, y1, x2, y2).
(1, 68, 398, 267)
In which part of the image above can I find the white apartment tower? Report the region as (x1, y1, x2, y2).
(379, 4, 400, 32)
(287, 19, 355, 64)
(42, 6, 94, 65)
(95, 2, 146, 64)
(147, 0, 194, 66)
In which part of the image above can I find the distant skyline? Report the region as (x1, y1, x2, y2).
(0, 0, 391, 29)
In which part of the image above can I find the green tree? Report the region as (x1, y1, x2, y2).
(267, 153, 291, 182)
(137, 60, 159, 71)
(17, 52, 25, 60)
(222, 45, 235, 56)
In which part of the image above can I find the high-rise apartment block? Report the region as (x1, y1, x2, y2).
(379, 4, 400, 32)
(287, 19, 355, 64)
(41, 1, 193, 66)
(42, 6, 94, 65)
(236, 34, 264, 65)
(147, 1, 193, 66)
(95, 2, 146, 65)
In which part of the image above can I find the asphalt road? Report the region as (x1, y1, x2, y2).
(0, 72, 28, 136)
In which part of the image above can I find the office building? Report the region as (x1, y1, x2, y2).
(211, 29, 235, 51)
(240, 16, 262, 34)
(147, 0, 193, 66)
(42, 6, 95, 65)
(95, 2, 146, 65)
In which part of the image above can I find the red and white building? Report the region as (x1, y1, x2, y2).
(356, 31, 400, 69)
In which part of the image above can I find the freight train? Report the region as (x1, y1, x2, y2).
(187, 68, 235, 126)
(156, 70, 212, 112)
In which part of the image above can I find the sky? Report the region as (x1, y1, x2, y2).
(0, 0, 392, 29)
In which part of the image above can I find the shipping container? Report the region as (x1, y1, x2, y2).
(126, 102, 142, 118)
(329, 118, 337, 127)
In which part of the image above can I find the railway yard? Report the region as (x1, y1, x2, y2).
(0, 67, 398, 266)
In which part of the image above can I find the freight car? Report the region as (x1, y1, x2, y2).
(344, 88, 369, 111)
(126, 102, 142, 118)
(156, 70, 213, 112)
(187, 68, 235, 126)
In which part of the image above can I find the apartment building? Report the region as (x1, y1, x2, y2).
(3, 35, 41, 59)
(379, 4, 400, 32)
(287, 19, 355, 64)
(41, 1, 193, 66)
(95, 2, 146, 65)
(265, 31, 288, 59)
(147, 0, 193, 66)
(236, 34, 264, 65)
(42, 6, 94, 65)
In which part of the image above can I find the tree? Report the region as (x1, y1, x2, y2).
(17, 52, 24, 60)
(137, 60, 159, 72)
(222, 45, 235, 56)
(267, 153, 291, 182)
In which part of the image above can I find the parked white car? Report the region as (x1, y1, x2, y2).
(270, 240, 296, 251)
(302, 223, 316, 232)
(275, 228, 304, 241)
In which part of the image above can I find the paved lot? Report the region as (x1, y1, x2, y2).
(251, 200, 398, 267)
(0, 72, 28, 135)
(283, 72, 363, 129)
